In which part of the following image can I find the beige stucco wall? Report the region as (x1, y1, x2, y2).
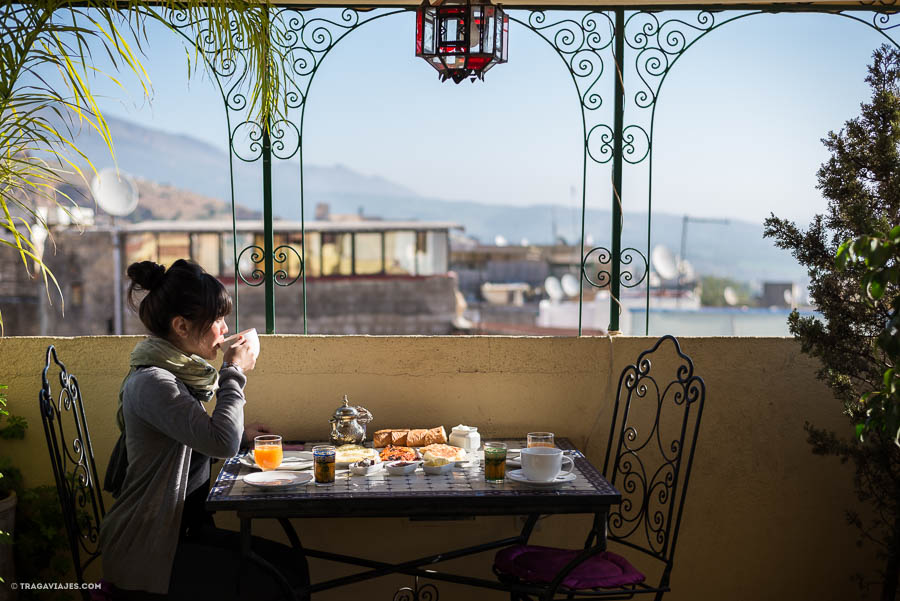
(0, 336, 873, 600)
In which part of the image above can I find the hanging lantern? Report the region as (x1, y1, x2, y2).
(415, 0, 509, 84)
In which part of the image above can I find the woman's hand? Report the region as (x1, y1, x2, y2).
(244, 422, 272, 442)
(223, 336, 256, 372)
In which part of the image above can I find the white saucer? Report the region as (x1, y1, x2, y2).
(243, 471, 312, 490)
(239, 455, 313, 471)
(507, 469, 576, 486)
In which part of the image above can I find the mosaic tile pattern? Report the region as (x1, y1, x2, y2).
(209, 439, 619, 506)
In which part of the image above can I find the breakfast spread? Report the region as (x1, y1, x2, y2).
(373, 427, 447, 448)
(335, 444, 379, 464)
(379, 445, 418, 462)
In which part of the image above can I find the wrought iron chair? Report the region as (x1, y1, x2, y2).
(39, 345, 106, 601)
(493, 334, 706, 600)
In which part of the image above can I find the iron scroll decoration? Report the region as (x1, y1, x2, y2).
(606, 335, 705, 559)
(173, 6, 900, 335)
(38, 346, 105, 583)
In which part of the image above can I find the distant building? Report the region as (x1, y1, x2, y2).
(2, 219, 466, 336)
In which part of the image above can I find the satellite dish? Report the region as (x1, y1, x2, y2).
(652, 245, 678, 281)
(91, 167, 138, 217)
(560, 273, 579, 298)
(723, 286, 738, 306)
(494, 235, 508, 247)
(680, 259, 696, 282)
(544, 276, 563, 302)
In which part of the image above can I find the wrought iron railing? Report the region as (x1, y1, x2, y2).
(168, 4, 900, 336)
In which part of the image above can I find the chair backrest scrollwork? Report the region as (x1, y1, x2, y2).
(602, 335, 705, 585)
(38, 345, 105, 598)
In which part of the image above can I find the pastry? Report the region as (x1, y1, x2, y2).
(420, 443, 466, 463)
(390, 430, 409, 446)
(406, 429, 429, 447)
(423, 426, 447, 445)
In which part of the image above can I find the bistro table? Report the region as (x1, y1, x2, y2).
(207, 438, 621, 600)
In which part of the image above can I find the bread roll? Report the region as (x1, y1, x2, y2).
(373, 430, 393, 448)
(390, 430, 409, 446)
(406, 429, 429, 447)
(424, 426, 447, 446)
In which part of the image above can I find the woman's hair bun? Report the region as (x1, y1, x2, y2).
(126, 261, 167, 291)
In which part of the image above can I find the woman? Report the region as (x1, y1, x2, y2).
(99, 259, 302, 600)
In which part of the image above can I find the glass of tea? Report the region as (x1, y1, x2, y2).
(484, 442, 507, 483)
(253, 435, 283, 471)
(313, 444, 336, 485)
(527, 432, 555, 448)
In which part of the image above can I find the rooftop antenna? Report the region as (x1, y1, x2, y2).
(91, 167, 138, 335)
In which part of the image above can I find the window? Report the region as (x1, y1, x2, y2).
(125, 232, 157, 264)
(223, 233, 254, 279)
(418, 231, 448, 275)
(322, 232, 352, 276)
(385, 231, 416, 275)
(158, 233, 190, 267)
(191, 233, 220, 276)
(354, 233, 383, 275)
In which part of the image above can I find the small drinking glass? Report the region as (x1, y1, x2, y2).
(313, 444, 336, 485)
(527, 432, 555, 448)
(253, 435, 283, 471)
(484, 442, 507, 483)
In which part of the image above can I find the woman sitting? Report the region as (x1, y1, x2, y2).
(100, 259, 304, 600)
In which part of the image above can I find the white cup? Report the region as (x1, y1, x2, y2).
(520, 446, 574, 482)
(221, 328, 260, 360)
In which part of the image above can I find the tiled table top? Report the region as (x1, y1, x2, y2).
(208, 438, 620, 518)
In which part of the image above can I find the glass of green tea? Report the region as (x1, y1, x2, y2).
(484, 442, 507, 483)
(313, 444, 336, 485)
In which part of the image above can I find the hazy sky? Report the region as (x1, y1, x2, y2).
(90, 9, 892, 227)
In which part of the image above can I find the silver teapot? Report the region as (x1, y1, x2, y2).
(329, 395, 373, 446)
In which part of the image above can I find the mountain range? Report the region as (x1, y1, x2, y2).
(64, 113, 807, 284)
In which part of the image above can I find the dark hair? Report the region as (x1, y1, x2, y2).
(126, 259, 232, 339)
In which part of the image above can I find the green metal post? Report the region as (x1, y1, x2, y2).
(263, 126, 275, 334)
(610, 7, 625, 334)
(262, 9, 275, 334)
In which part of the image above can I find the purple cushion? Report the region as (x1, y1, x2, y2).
(494, 545, 645, 590)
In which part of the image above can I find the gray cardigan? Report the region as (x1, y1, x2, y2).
(99, 365, 246, 594)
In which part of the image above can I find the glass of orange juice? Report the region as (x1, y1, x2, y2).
(253, 435, 283, 471)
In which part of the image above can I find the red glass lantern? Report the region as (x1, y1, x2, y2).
(415, 0, 509, 84)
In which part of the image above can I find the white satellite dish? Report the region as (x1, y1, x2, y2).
(91, 167, 138, 217)
(544, 276, 563, 302)
(723, 286, 738, 306)
(652, 245, 678, 281)
(783, 289, 794, 305)
(494, 235, 508, 247)
(679, 259, 696, 282)
(560, 273, 579, 298)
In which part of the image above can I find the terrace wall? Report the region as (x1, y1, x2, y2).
(0, 336, 874, 600)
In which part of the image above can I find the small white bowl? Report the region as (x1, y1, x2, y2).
(423, 462, 454, 475)
(385, 460, 419, 476)
(350, 461, 383, 476)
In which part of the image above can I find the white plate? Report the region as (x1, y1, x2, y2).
(243, 471, 312, 490)
(239, 454, 313, 471)
(507, 469, 577, 486)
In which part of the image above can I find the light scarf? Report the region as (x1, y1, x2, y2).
(115, 336, 220, 431)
